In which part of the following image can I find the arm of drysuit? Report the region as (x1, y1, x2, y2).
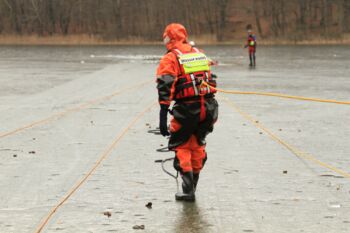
(254, 41, 257, 51)
(156, 74, 175, 136)
(208, 58, 218, 66)
(204, 53, 218, 86)
(156, 53, 178, 136)
(244, 37, 250, 48)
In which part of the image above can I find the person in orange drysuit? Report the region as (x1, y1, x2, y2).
(156, 23, 219, 201)
(244, 29, 257, 66)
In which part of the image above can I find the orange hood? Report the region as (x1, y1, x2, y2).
(163, 23, 190, 51)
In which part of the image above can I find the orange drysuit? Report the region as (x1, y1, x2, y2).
(156, 23, 218, 176)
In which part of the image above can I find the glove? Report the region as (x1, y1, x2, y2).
(159, 104, 170, 136)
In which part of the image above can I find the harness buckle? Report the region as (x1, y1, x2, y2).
(198, 79, 207, 96)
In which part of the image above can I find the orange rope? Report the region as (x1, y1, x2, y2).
(34, 102, 156, 233)
(0, 81, 152, 139)
(223, 98, 350, 179)
(202, 81, 350, 105)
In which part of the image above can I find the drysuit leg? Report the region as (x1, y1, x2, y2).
(173, 135, 205, 174)
(173, 136, 196, 202)
(249, 49, 256, 66)
(169, 100, 218, 201)
(191, 139, 207, 191)
(191, 146, 206, 174)
(253, 52, 256, 66)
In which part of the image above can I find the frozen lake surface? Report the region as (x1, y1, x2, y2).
(0, 45, 349, 232)
(0, 45, 349, 96)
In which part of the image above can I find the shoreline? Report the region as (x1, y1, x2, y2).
(0, 34, 350, 46)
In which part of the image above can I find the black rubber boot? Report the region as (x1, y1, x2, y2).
(175, 172, 195, 202)
(193, 173, 199, 191)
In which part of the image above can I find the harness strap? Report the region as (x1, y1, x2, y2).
(173, 49, 183, 55)
(200, 96, 206, 122)
(205, 72, 211, 93)
(190, 74, 199, 96)
(192, 47, 200, 52)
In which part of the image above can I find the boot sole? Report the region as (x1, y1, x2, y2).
(175, 193, 195, 202)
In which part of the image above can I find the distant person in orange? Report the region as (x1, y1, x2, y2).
(156, 23, 219, 202)
(244, 28, 257, 67)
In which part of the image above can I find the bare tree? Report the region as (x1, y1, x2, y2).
(0, 0, 348, 42)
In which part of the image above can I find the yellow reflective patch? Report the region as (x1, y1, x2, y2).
(249, 41, 255, 46)
(178, 52, 209, 74)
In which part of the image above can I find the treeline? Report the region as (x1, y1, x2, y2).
(0, 0, 349, 42)
(252, 0, 350, 41)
